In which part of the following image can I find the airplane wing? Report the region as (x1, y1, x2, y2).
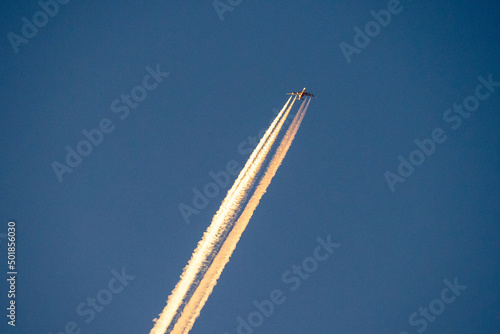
(304, 92, 315, 97)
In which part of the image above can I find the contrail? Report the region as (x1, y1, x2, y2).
(150, 96, 310, 334)
(150, 97, 295, 333)
(150, 96, 294, 334)
(170, 99, 311, 334)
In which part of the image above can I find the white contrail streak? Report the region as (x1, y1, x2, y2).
(150, 96, 310, 334)
(170, 99, 310, 334)
(150, 97, 296, 334)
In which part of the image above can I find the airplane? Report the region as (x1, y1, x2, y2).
(286, 87, 315, 100)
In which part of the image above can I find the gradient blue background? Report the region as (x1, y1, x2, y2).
(1, 0, 499, 333)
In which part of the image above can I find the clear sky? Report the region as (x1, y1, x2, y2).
(1, 1, 499, 333)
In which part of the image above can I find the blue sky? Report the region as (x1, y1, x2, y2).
(1, 0, 499, 333)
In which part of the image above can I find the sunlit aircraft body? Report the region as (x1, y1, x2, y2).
(287, 87, 315, 100)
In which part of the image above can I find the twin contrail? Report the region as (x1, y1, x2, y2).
(150, 96, 311, 334)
